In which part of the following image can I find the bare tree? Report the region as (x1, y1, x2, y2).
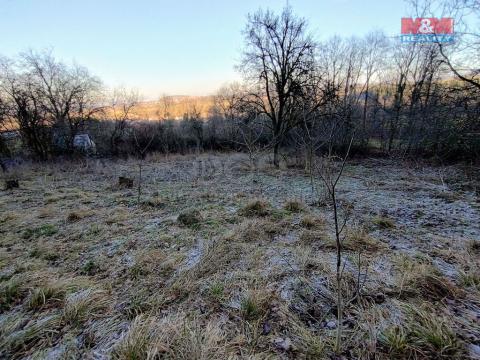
(0, 89, 10, 157)
(213, 82, 245, 121)
(235, 115, 267, 169)
(157, 94, 172, 120)
(183, 101, 203, 152)
(360, 32, 388, 146)
(386, 43, 419, 152)
(0, 56, 53, 159)
(239, 7, 317, 167)
(108, 87, 139, 155)
(21, 49, 102, 152)
(407, 0, 480, 90)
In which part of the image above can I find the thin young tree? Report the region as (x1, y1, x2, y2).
(131, 122, 155, 204)
(315, 137, 353, 354)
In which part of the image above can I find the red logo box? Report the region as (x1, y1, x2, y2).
(401, 18, 454, 35)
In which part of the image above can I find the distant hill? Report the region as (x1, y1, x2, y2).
(130, 95, 215, 120)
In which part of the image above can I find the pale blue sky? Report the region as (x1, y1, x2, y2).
(0, 0, 409, 98)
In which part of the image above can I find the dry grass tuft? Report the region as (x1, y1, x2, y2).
(0, 313, 26, 339)
(111, 315, 152, 359)
(0, 314, 63, 356)
(295, 247, 327, 272)
(0, 276, 26, 312)
(129, 250, 179, 281)
(288, 317, 326, 358)
(229, 218, 279, 243)
(299, 215, 325, 229)
(343, 228, 386, 252)
(379, 303, 464, 359)
(378, 324, 409, 358)
(63, 289, 110, 325)
(299, 227, 383, 252)
(80, 259, 99, 276)
(122, 291, 153, 320)
(467, 239, 480, 255)
(105, 208, 129, 225)
(37, 207, 55, 219)
(207, 281, 225, 302)
(141, 196, 165, 209)
(177, 209, 203, 227)
(112, 314, 227, 360)
(372, 215, 396, 229)
(22, 224, 58, 240)
(434, 190, 461, 203)
(0, 211, 19, 224)
(238, 199, 270, 217)
(27, 286, 65, 310)
(189, 238, 240, 279)
(458, 266, 480, 290)
(165, 317, 227, 359)
(299, 228, 328, 245)
(284, 200, 304, 213)
(26, 278, 88, 310)
(396, 258, 462, 300)
(66, 209, 93, 222)
(240, 289, 271, 320)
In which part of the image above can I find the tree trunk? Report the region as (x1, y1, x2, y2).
(333, 189, 343, 353)
(362, 83, 369, 147)
(273, 142, 280, 168)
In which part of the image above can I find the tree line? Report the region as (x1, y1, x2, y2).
(0, 1, 478, 165)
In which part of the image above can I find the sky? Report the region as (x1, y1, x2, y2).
(0, 0, 410, 98)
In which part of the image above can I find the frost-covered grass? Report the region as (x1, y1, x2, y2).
(0, 153, 479, 358)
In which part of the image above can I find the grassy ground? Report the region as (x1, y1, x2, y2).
(0, 153, 479, 359)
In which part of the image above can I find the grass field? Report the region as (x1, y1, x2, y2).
(1, 153, 479, 359)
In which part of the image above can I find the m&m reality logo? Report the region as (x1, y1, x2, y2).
(401, 18, 454, 43)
